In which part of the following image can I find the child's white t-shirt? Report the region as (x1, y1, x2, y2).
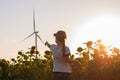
(50, 44, 71, 73)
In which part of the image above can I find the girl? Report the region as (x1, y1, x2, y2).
(45, 30, 81, 80)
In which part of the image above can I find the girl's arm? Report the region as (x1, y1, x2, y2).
(64, 55, 81, 67)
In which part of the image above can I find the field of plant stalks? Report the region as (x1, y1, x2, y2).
(0, 40, 120, 80)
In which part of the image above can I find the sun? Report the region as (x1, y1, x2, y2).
(69, 14, 120, 55)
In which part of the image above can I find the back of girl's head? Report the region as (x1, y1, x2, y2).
(54, 30, 67, 42)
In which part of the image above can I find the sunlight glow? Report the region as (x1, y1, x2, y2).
(70, 14, 120, 54)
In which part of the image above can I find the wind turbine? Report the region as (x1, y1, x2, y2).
(23, 9, 44, 57)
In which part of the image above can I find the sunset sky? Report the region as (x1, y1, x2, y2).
(1, 0, 120, 60)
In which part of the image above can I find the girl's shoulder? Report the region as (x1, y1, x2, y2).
(50, 44, 57, 49)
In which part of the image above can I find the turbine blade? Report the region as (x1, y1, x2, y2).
(23, 32, 35, 41)
(33, 8, 35, 32)
(37, 34, 45, 45)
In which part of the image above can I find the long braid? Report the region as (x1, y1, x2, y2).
(62, 38, 67, 64)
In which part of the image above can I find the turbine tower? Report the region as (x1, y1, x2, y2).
(33, 9, 38, 51)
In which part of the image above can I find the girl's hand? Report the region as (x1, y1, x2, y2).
(45, 41, 50, 48)
(74, 60, 81, 67)
(45, 41, 48, 45)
